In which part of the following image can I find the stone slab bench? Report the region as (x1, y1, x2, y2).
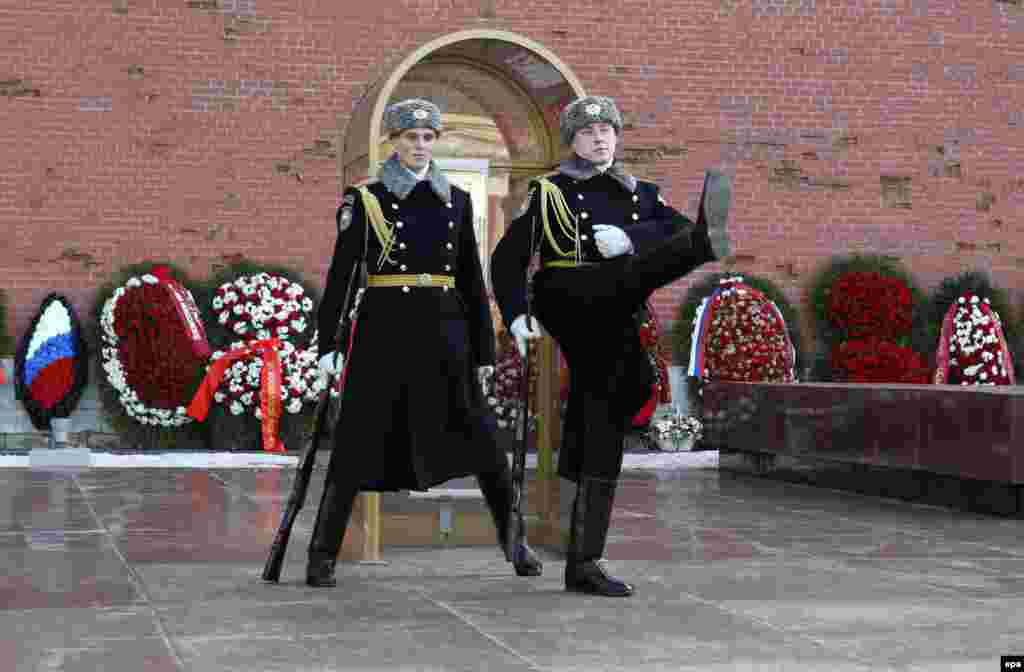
(701, 381, 1024, 516)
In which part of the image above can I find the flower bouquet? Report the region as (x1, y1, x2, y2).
(808, 254, 926, 382)
(675, 271, 803, 378)
(631, 304, 672, 429)
(94, 262, 211, 449)
(934, 293, 1015, 385)
(689, 276, 797, 383)
(650, 409, 703, 452)
(196, 264, 322, 452)
(826, 271, 913, 341)
(912, 270, 1022, 383)
(14, 293, 89, 431)
(830, 336, 931, 383)
(485, 330, 536, 434)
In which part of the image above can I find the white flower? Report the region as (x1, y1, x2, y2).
(141, 274, 159, 284)
(127, 277, 142, 288)
(287, 399, 302, 414)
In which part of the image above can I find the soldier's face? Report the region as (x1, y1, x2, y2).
(572, 122, 617, 165)
(395, 128, 437, 172)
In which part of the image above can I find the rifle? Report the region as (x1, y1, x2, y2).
(262, 222, 368, 583)
(508, 209, 539, 558)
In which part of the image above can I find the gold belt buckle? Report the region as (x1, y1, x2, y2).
(417, 273, 431, 286)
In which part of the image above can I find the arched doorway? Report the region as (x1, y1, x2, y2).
(337, 30, 585, 560)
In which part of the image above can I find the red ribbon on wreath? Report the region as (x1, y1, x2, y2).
(186, 338, 286, 453)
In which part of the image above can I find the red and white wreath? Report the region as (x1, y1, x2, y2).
(99, 271, 209, 427)
(208, 272, 324, 416)
(212, 272, 313, 340)
(947, 293, 1013, 386)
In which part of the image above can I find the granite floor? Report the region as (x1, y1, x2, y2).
(2, 463, 1022, 671)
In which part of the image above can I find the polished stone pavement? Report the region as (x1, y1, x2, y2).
(2, 463, 1023, 672)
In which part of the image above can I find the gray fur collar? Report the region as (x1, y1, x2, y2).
(378, 153, 452, 203)
(558, 154, 637, 193)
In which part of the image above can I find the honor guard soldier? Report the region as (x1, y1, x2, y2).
(490, 95, 732, 597)
(309, 98, 542, 587)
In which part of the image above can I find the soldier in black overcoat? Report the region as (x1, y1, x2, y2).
(307, 99, 542, 587)
(490, 95, 732, 597)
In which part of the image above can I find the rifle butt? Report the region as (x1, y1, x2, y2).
(261, 508, 297, 582)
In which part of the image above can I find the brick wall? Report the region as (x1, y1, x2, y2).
(2, 0, 1023, 359)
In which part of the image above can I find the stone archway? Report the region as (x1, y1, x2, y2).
(340, 29, 585, 181)
(337, 31, 585, 560)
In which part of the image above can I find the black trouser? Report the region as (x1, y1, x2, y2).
(535, 226, 712, 482)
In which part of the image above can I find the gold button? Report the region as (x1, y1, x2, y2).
(632, 194, 639, 202)
(402, 286, 410, 293)
(577, 194, 584, 200)
(445, 264, 451, 271)
(395, 221, 403, 228)
(632, 213, 639, 220)
(443, 286, 449, 292)
(580, 212, 589, 220)
(400, 264, 407, 271)
(446, 202, 453, 208)
(391, 203, 399, 210)
(399, 242, 406, 249)
(449, 221, 454, 228)
(581, 234, 589, 241)
(446, 242, 453, 250)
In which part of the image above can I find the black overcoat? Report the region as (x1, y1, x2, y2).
(490, 163, 693, 482)
(317, 176, 505, 492)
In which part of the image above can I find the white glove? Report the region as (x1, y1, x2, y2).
(318, 352, 343, 376)
(593, 224, 634, 258)
(510, 315, 542, 357)
(477, 365, 494, 396)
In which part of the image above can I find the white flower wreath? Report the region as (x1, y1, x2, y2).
(209, 272, 323, 416)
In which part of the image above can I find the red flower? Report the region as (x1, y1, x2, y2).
(703, 284, 795, 383)
(114, 283, 205, 409)
(827, 272, 913, 341)
(831, 337, 930, 383)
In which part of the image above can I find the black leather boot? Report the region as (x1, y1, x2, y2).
(478, 469, 543, 577)
(565, 477, 634, 597)
(618, 172, 732, 304)
(306, 477, 358, 587)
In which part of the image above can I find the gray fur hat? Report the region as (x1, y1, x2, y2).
(384, 98, 443, 137)
(559, 96, 622, 146)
